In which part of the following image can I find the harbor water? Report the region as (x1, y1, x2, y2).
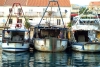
(1, 43, 100, 67)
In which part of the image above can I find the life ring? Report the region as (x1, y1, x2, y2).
(15, 23, 22, 28)
(19, 23, 22, 28)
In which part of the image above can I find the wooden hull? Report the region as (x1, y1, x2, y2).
(2, 43, 29, 52)
(34, 37, 68, 52)
(72, 42, 100, 52)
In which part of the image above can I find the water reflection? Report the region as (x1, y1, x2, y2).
(33, 51, 68, 67)
(2, 51, 30, 67)
(2, 51, 100, 67)
(72, 51, 100, 67)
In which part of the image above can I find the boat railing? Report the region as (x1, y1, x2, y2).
(8, 41, 23, 43)
(34, 37, 67, 40)
(3, 37, 28, 43)
(72, 19, 100, 26)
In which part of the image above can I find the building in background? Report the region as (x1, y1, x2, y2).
(88, 1, 100, 17)
(0, 0, 71, 28)
(70, 4, 80, 20)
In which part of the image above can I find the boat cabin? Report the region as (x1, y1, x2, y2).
(72, 18, 100, 42)
(33, 25, 68, 39)
(2, 30, 30, 43)
(73, 30, 100, 42)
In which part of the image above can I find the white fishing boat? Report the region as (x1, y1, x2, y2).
(33, 0, 68, 52)
(2, 3, 30, 52)
(2, 25, 30, 52)
(71, 9, 100, 52)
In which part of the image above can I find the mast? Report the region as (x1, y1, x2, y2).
(4, 3, 25, 30)
(38, 0, 64, 28)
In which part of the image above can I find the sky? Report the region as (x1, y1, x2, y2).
(70, 0, 100, 5)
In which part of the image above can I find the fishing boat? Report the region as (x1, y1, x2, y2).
(33, 0, 68, 52)
(71, 8, 100, 52)
(2, 3, 30, 52)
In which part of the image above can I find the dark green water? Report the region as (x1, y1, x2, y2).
(1, 50, 100, 67)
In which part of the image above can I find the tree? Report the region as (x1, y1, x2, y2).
(24, 17, 30, 30)
(67, 22, 71, 27)
(79, 6, 91, 15)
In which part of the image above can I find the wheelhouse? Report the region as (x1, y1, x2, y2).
(33, 26, 68, 39)
(2, 30, 30, 43)
(73, 30, 100, 42)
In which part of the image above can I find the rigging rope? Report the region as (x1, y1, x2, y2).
(38, 0, 65, 29)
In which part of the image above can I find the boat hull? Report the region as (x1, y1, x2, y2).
(2, 43, 29, 52)
(34, 37, 68, 52)
(72, 42, 100, 52)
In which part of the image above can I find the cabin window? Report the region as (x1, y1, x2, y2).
(3, 31, 11, 38)
(9, 19, 12, 24)
(57, 19, 61, 25)
(12, 31, 24, 41)
(74, 31, 88, 42)
(25, 32, 29, 40)
(17, 19, 22, 23)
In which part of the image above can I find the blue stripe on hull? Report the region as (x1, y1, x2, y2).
(2, 48, 28, 52)
(2, 48, 28, 49)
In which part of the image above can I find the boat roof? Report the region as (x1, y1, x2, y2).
(3, 29, 29, 32)
(79, 19, 99, 21)
(34, 24, 68, 30)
